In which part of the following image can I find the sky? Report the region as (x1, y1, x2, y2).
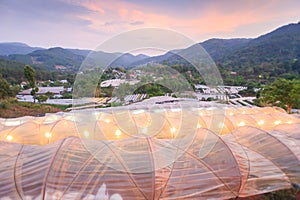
(0, 0, 300, 50)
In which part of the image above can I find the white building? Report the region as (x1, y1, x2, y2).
(100, 79, 139, 87)
(17, 87, 67, 102)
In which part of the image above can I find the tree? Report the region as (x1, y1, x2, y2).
(114, 83, 131, 101)
(45, 91, 54, 99)
(260, 78, 300, 113)
(36, 95, 48, 103)
(0, 75, 12, 99)
(24, 65, 38, 103)
(95, 82, 101, 98)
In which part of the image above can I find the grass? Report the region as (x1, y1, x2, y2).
(44, 103, 72, 110)
(0, 98, 64, 118)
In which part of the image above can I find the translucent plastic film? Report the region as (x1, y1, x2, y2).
(0, 107, 299, 199)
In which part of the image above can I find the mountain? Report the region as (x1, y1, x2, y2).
(1, 22, 300, 79)
(3, 47, 85, 71)
(0, 45, 149, 71)
(110, 53, 149, 68)
(0, 58, 74, 84)
(200, 38, 251, 63)
(132, 22, 300, 79)
(130, 51, 179, 67)
(67, 49, 92, 57)
(0, 42, 43, 55)
(213, 22, 300, 68)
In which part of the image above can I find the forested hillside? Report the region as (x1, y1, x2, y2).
(0, 22, 299, 85)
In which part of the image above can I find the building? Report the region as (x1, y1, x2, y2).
(17, 86, 66, 102)
(100, 79, 139, 87)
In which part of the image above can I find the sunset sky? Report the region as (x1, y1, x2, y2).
(1, 0, 299, 50)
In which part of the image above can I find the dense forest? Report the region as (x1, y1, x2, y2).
(0, 58, 75, 84)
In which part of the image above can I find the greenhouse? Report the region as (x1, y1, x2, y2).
(0, 106, 299, 199)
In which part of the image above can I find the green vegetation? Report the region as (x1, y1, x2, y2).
(158, 23, 300, 85)
(0, 58, 75, 85)
(0, 98, 62, 118)
(36, 95, 48, 103)
(44, 103, 72, 110)
(4, 47, 85, 71)
(24, 65, 38, 103)
(258, 78, 300, 113)
(109, 102, 122, 107)
(72, 69, 101, 98)
(0, 42, 42, 55)
(0, 73, 70, 117)
(0, 75, 13, 99)
(1, 23, 300, 89)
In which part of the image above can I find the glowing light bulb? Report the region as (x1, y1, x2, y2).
(257, 120, 265, 125)
(238, 121, 245, 127)
(229, 112, 233, 116)
(274, 120, 281, 125)
(83, 130, 90, 137)
(104, 119, 111, 123)
(242, 111, 246, 114)
(115, 129, 122, 137)
(6, 135, 13, 141)
(170, 127, 176, 134)
(287, 120, 293, 124)
(45, 132, 52, 138)
(197, 123, 202, 128)
(199, 112, 203, 116)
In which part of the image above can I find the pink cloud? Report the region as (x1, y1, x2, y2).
(72, 0, 300, 46)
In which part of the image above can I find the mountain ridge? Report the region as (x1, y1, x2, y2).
(0, 22, 299, 75)
(0, 42, 44, 56)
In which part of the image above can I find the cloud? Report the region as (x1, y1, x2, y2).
(76, 0, 300, 38)
(1, 0, 299, 49)
(130, 21, 144, 25)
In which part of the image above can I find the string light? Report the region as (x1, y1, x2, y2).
(257, 120, 265, 125)
(104, 119, 111, 123)
(170, 127, 176, 138)
(274, 120, 282, 125)
(45, 132, 52, 138)
(197, 123, 201, 128)
(83, 130, 90, 138)
(170, 127, 176, 134)
(238, 121, 245, 127)
(6, 135, 13, 141)
(115, 129, 122, 137)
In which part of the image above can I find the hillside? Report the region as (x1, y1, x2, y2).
(0, 42, 43, 55)
(1, 46, 149, 71)
(201, 38, 251, 63)
(0, 98, 63, 118)
(131, 22, 300, 81)
(0, 22, 299, 82)
(4, 47, 85, 71)
(219, 22, 300, 67)
(0, 58, 75, 84)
